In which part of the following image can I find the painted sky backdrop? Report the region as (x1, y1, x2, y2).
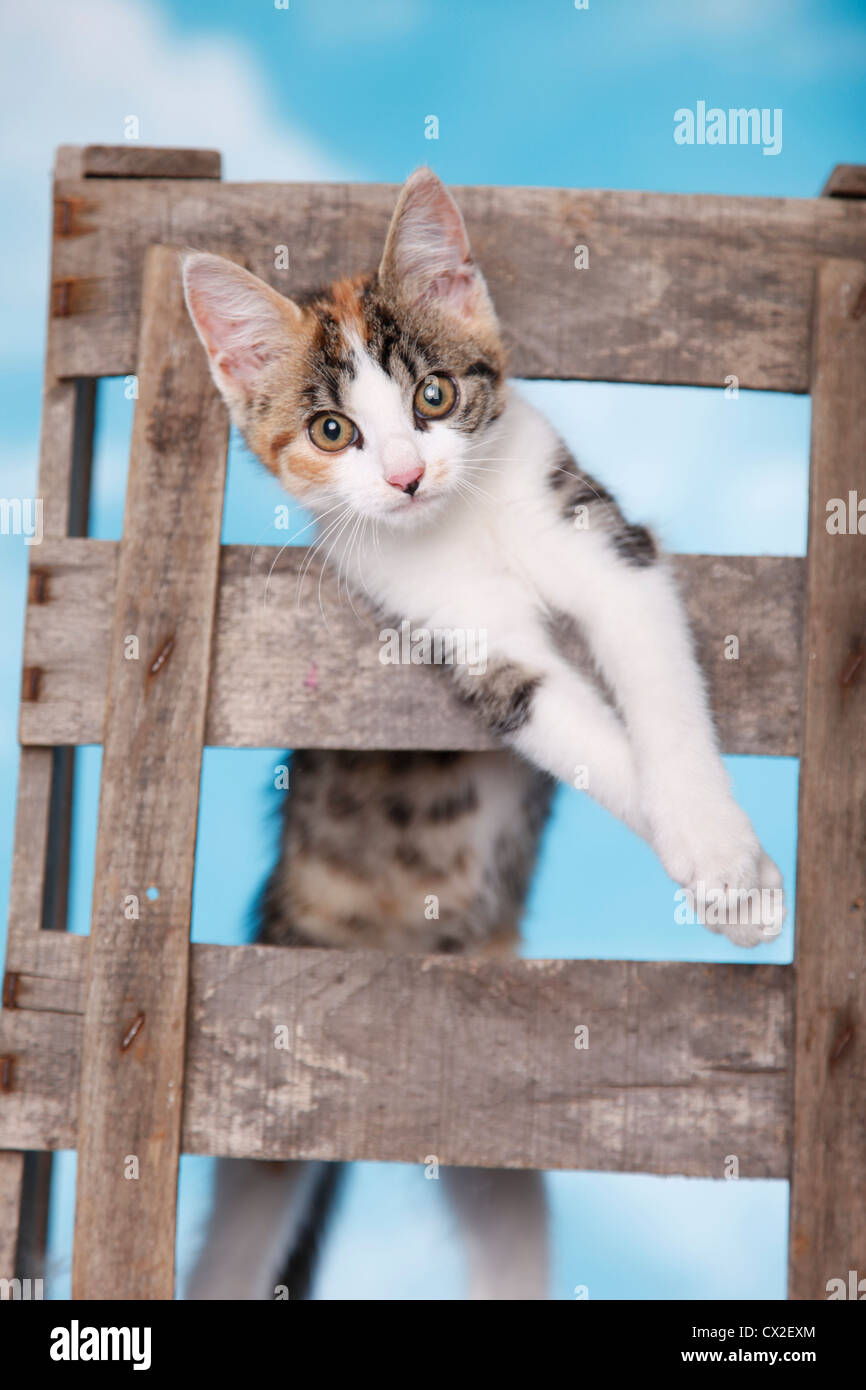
(1, 0, 863, 1300)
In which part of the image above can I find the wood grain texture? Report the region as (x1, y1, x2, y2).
(35, 379, 94, 539)
(788, 259, 866, 1301)
(5, 751, 54, 952)
(54, 147, 85, 180)
(822, 165, 866, 198)
(0, 1006, 82, 1153)
(0, 935, 793, 1178)
(6, 363, 95, 1276)
(81, 145, 221, 179)
(0, 1152, 25, 1278)
(48, 179, 866, 390)
(7, 372, 94, 947)
(71, 247, 229, 1301)
(19, 545, 804, 755)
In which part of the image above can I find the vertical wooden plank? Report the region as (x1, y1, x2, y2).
(788, 258, 866, 1300)
(0, 1152, 25, 1277)
(4, 140, 99, 1278)
(7, 376, 95, 962)
(71, 245, 229, 1300)
(8, 377, 95, 1281)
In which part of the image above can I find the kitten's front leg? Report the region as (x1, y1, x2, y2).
(537, 529, 784, 946)
(456, 641, 648, 839)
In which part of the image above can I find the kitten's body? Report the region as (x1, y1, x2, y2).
(183, 169, 785, 1301)
(261, 749, 552, 956)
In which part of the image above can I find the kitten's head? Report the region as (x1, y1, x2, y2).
(182, 168, 506, 528)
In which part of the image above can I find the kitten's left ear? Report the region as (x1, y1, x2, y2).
(378, 168, 495, 325)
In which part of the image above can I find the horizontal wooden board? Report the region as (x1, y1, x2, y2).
(19, 543, 803, 755)
(0, 936, 793, 1177)
(48, 180, 866, 390)
(81, 145, 221, 179)
(822, 164, 866, 198)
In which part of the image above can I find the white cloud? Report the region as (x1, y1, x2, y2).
(0, 0, 348, 364)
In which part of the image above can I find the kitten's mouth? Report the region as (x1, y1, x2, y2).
(389, 489, 433, 510)
(382, 488, 444, 524)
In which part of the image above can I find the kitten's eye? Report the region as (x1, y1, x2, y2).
(414, 373, 457, 420)
(308, 412, 358, 453)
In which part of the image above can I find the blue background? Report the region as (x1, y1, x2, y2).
(1, 0, 863, 1299)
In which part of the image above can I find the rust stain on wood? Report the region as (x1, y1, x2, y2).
(0, 1057, 14, 1093)
(53, 196, 96, 239)
(2, 973, 19, 1009)
(120, 1013, 145, 1052)
(21, 667, 42, 702)
(28, 569, 49, 605)
(851, 280, 866, 321)
(828, 1019, 855, 1067)
(147, 635, 175, 679)
(839, 643, 865, 689)
(50, 277, 92, 318)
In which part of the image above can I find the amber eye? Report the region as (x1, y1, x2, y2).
(308, 412, 358, 453)
(414, 373, 457, 420)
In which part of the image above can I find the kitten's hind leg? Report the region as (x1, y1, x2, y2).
(186, 1157, 330, 1300)
(441, 1165, 549, 1301)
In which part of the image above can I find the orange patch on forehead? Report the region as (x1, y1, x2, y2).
(327, 275, 367, 339)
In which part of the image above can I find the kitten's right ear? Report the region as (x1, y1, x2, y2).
(182, 253, 302, 415)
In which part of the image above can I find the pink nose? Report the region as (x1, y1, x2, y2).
(386, 463, 424, 495)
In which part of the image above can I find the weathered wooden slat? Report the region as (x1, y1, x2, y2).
(19, 545, 804, 756)
(0, 1008, 82, 1153)
(788, 259, 866, 1301)
(54, 147, 85, 181)
(822, 165, 866, 199)
(0, 937, 793, 1177)
(8, 374, 95, 952)
(80, 145, 221, 180)
(48, 179, 866, 390)
(5, 752, 54, 951)
(71, 247, 229, 1301)
(0, 1152, 25, 1277)
(4, 354, 96, 1277)
(2, 927, 87, 1015)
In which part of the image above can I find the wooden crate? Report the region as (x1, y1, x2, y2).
(1, 146, 864, 1300)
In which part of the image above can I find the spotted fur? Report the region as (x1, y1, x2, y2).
(548, 444, 657, 567)
(259, 749, 553, 957)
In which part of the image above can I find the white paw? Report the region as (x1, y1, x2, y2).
(655, 803, 785, 947)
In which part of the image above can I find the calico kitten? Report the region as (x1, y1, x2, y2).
(182, 168, 784, 1301)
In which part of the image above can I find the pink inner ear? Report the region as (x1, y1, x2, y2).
(184, 261, 293, 396)
(385, 171, 484, 314)
(423, 268, 480, 317)
(213, 338, 275, 375)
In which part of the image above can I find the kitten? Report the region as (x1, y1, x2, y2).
(182, 168, 785, 1301)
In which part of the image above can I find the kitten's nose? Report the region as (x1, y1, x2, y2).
(383, 439, 425, 495)
(387, 465, 424, 495)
